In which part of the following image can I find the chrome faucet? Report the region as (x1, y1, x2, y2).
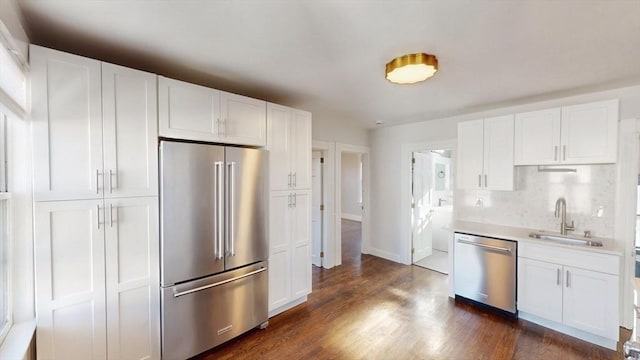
(554, 197, 575, 235)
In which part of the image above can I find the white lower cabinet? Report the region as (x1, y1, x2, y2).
(517, 243, 619, 349)
(35, 197, 160, 359)
(268, 190, 311, 315)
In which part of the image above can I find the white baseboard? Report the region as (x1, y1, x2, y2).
(367, 247, 403, 264)
(268, 296, 307, 318)
(341, 213, 362, 222)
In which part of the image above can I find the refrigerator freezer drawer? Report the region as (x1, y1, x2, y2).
(161, 262, 268, 360)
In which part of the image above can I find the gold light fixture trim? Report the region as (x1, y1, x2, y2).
(385, 53, 438, 84)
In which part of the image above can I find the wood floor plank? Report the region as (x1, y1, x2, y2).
(198, 220, 630, 359)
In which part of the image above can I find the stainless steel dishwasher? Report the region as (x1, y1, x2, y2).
(454, 232, 517, 314)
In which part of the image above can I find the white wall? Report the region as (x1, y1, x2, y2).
(312, 114, 369, 147)
(341, 152, 361, 220)
(370, 85, 640, 263)
(0, 0, 29, 59)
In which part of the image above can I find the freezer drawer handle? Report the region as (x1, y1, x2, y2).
(172, 267, 267, 298)
(456, 238, 512, 254)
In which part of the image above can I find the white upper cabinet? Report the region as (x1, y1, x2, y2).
(561, 100, 618, 164)
(514, 100, 618, 165)
(102, 63, 158, 198)
(159, 76, 266, 146)
(267, 103, 312, 191)
(514, 108, 561, 165)
(31, 46, 158, 201)
(31, 45, 104, 201)
(457, 115, 514, 191)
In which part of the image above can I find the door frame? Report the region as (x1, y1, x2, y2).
(312, 140, 334, 269)
(411, 151, 434, 264)
(401, 140, 456, 296)
(334, 143, 370, 267)
(614, 118, 639, 329)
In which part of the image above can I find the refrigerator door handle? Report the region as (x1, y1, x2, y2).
(215, 161, 224, 260)
(227, 161, 236, 256)
(172, 267, 267, 297)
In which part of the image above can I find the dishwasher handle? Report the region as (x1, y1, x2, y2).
(456, 238, 512, 254)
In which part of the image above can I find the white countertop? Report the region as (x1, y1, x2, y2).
(454, 220, 623, 256)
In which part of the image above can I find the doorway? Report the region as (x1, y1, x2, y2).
(341, 152, 363, 264)
(411, 149, 453, 274)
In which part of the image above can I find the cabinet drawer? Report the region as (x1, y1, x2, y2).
(519, 242, 619, 275)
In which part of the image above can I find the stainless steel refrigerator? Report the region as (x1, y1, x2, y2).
(159, 140, 268, 360)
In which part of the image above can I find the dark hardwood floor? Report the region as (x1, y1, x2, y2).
(199, 219, 630, 359)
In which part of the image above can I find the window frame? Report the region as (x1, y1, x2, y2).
(0, 111, 10, 345)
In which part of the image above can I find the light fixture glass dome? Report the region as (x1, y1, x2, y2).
(385, 53, 438, 84)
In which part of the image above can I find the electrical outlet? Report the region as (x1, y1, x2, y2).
(475, 198, 484, 208)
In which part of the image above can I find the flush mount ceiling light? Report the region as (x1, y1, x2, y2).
(385, 53, 438, 84)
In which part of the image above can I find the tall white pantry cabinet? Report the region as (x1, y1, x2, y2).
(267, 103, 312, 315)
(30, 45, 160, 359)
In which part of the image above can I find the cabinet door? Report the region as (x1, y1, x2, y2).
(291, 191, 312, 298)
(268, 192, 292, 311)
(517, 258, 563, 323)
(31, 45, 104, 201)
(290, 110, 312, 190)
(562, 266, 619, 339)
(456, 120, 484, 189)
(105, 197, 160, 360)
(220, 91, 266, 146)
(102, 63, 158, 198)
(34, 200, 107, 359)
(158, 76, 221, 142)
(267, 103, 291, 191)
(514, 108, 561, 165)
(483, 115, 514, 190)
(561, 99, 618, 164)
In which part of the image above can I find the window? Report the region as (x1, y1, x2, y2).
(0, 112, 9, 344)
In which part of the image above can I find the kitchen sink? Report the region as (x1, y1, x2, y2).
(528, 232, 603, 247)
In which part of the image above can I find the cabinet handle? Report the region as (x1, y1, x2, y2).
(484, 174, 487, 188)
(216, 118, 220, 136)
(563, 145, 566, 161)
(109, 204, 115, 227)
(221, 119, 227, 137)
(554, 146, 558, 161)
(96, 169, 101, 194)
(288, 193, 292, 208)
(566, 270, 570, 288)
(294, 193, 297, 208)
(293, 172, 297, 188)
(478, 174, 481, 188)
(108, 169, 113, 193)
(557, 268, 561, 285)
(288, 173, 292, 188)
(96, 205, 102, 229)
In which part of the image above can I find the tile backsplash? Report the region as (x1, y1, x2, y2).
(454, 165, 616, 238)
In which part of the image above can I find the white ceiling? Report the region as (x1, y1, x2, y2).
(17, 0, 640, 129)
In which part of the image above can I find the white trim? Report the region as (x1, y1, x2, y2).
(367, 246, 403, 263)
(312, 140, 335, 269)
(0, 320, 35, 360)
(519, 311, 617, 350)
(335, 143, 370, 267)
(614, 118, 639, 330)
(401, 140, 456, 298)
(268, 296, 307, 318)
(341, 213, 362, 222)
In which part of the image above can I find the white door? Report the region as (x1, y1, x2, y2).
(158, 76, 221, 142)
(412, 152, 433, 263)
(102, 63, 158, 198)
(517, 258, 563, 323)
(311, 151, 323, 267)
(291, 191, 312, 298)
(456, 120, 484, 190)
(561, 99, 618, 164)
(105, 197, 160, 360)
(34, 200, 107, 359)
(562, 266, 619, 338)
(514, 108, 561, 165)
(290, 110, 312, 190)
(220, 91, 266, 146)
(267, 103, 291, 191)
(483, 115, 514, 191)
(268, 192, 292, 311)
(30, 45, 104, 201)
